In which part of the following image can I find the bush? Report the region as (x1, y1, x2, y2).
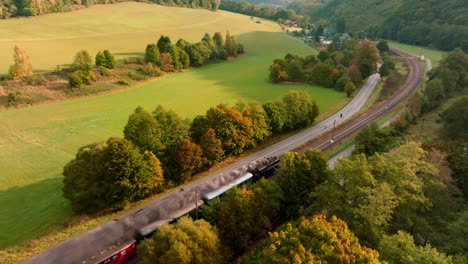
(68, 71, 83, 88)
(98, 66, 112, 77)
(127, 71, 147, 81)
(116, 79, 130, 86)
(7, 91, 32, 106)
(23, 75, 48, 86)
(138, 64, 162, 77)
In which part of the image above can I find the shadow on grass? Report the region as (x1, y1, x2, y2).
(0, 177, 72, 250)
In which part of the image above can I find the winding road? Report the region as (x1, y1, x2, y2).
(23, 49, 423, 264)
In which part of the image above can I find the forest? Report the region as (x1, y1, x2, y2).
(0, 0, 220, 18)
(289, 0, 468, 52)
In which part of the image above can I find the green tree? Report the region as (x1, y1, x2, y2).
(440, 97, 468, 141)
(262, 101, 285, 133)
(124, 106, 163, 154)
(425, 78, 445, 110)
(277, 150, 328, 217)
(138, 217, 223, 264)
(9, 45, 33, 79)
(157, 35, 172, 54)
(145, 44, 161, 66)
(379, 231, 452, 264)
(102, 50, 116, 69)
(72, 50, 93, 71)
(245, 215, 381, 263)
(95, 51, 105, 68)
(344, 81, 356, 97)
(62, 137, 164, 214)
(376, 40, 390, 53)
(281, 90, 319, 131)
(212, 32, 223, 47)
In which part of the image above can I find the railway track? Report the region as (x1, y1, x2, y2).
(307, 49, 423, 152)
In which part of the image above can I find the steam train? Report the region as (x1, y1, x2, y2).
(95, 156, 280, 264)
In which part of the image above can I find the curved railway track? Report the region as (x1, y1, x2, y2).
(308, 49, 423, 152)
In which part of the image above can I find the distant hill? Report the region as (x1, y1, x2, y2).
(0, 0, 220, 18)
(291, 0, 468, 52)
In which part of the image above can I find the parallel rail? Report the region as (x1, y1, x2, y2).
(307, 50, 423, 152)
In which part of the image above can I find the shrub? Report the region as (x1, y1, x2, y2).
(138, 64, 163, 77)
(68, 71, 83, 88)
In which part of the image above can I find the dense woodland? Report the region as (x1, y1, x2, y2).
(0, 0, 219, 18)
(136, 48, 468, 263)
(290, 0, 467, 52)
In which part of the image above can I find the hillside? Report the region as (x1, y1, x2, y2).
(294, 0, 468, 52)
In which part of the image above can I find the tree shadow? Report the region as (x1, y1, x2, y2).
(0, 177, 72, 250)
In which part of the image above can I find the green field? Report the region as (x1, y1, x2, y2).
(388, 41, 446, 66)
(0, 3, 345, 249)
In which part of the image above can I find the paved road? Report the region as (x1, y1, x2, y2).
(23, 73, 382, 264)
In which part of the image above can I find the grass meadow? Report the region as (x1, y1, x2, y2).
(388, 41, 446, 66)
(0, 3, 345, 250)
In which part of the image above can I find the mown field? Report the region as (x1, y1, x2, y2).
(0, 3, 345, 250)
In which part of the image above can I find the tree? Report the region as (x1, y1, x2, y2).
(269, 63, 287, 83)
(281, 90, 319, 131)
(95, 50, 116, 69)
(138, 217, 223, 264)
(62, 137, 164, 214)
(352, 40, 379, 78)
(440, 97, 468, 141)
(199, 128, 224, 166)
(344, 81, 356, 97)
(72, 50, 93, 71)
(176, 138, 204, 183)
(145, 44, 161, 66)
(262, 101, 285, 133)
(379, 231, 452, 264)
(177, 47, 190, 69)
(245, 215, 381, 263)
(212, 32, 223, 47)
(376, 40, 390, 53)
(124, 106, 164, 154)
(425, 78, 445, 110)
(312, 154, 399, 247)
(277, 150, 328, 217)
(102, 50, 116, 69)
(9, 45, 33, 79)
(157, 35, 172, 54)
(347, 63, 362, 85)
(336, 17, 346, 33)
(160, 53, 174, 72)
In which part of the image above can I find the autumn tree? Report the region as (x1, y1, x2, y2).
(9, 45, 33, 79)
(344, 81, 356, 97)
(199, 128, 224, 166)
(245, 214, 381, 263)
(352, 40, 379, 78)
(138, 217, 223, 264)
(176, 138, 205, 183)
(160, 53, 174, 72)
(347, 63, 363, 85)
(145, 44, 161, 66)
(62, 137, 164, 214)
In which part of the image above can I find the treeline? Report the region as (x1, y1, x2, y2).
(62, 90, 319, 214)
(0, 0, 219, 18)
(220, 0, 301, 21)
(293, 0, 467, 52)
(269, 39, 380, 96)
